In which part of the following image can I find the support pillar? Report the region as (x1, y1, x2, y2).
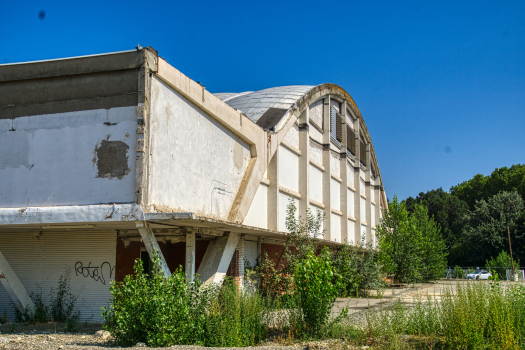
(136, 221, 171, 277)
(185, 230, 196, 282)
(0, 251, 34, 313)
(197, 232, 241, 285)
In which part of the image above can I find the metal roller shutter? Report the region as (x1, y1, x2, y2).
(0, 230, 116, 323)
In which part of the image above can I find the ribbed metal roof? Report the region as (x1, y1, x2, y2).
(214, 86, 315, 126)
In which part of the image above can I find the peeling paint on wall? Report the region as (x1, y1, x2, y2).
(95, 140, 130, 179)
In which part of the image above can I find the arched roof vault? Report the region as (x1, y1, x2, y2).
(217, 83, 385, 195)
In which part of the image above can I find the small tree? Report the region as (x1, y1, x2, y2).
(412, 203, 448, 281)
(377, 196, 423, 283)
(255, 199, 325, 299)
(294, 247, 341, 336)
(486, 250, 520, 279)
(332, 242, 384, 297)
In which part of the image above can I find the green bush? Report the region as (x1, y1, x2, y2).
(204, 279, 267, 347)
(486, 250, 520, 280)
(294, 247, 341, 336)
(103, 256, 208, 347)
(453, 265, 465, 279)
(332, 242, 384, 297)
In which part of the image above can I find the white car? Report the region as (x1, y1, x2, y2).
(469, 271, 492, 280)
(466, 270, 480, 280)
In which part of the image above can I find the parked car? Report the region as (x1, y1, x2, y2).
(466, 270, 480, 280)
(468, 270, 492, 280)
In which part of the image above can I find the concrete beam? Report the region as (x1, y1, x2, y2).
(196, 232, 240, 285)
(136, 221, 171, 277)
(0, 251, 34, 313)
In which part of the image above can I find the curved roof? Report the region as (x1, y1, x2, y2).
(214, 85, 314, 126)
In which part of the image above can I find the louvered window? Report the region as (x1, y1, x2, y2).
(346, 125, 356, 156)
(330, 106, 343, 145)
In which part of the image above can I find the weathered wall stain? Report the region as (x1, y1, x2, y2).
(95, 140, 130, 179)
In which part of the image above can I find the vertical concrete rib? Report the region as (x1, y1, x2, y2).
(298, 110, 310, 219)
(267, 147, 279, 231)
(340, 101, 348, 242)
(365, 143, 372, 244)
(353, 118, 361, 245)
(322, 97, 331, 240)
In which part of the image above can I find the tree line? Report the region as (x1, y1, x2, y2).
(403, 164, 525, 267)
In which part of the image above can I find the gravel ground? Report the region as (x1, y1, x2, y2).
(0, 333, 363, 350)
(0, 323, 364, 350)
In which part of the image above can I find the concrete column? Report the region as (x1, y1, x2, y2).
(237, 235, 245, 290)
(185, 230, 196, 282)
(365, 143, 372, 244)
(0, 251, 34, 313)
(353, 118, 361, 245)
(197, 232, 241, 285)
(298, 110, 310, 218)
(136, 221, 171, 277)
(322, 97, 332, 240)
(267, 147, 279, 231)
(340, 101, 348, 242)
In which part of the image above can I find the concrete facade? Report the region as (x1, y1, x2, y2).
(0, 47, 387, 319)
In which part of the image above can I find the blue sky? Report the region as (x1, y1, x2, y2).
(1, 0, 524, 200)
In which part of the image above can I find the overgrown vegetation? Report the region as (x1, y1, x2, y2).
(13, 270, 80, 331)
(376, 196, 447, 284)
(360, 282, 525, 349)
(331, 242, 384, 297)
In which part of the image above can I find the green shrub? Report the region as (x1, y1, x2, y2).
(486, 250, 520, 280)
(294, 247, 341, 336)
(332, 242, 384, 297)
(102, 255, 207, 347)
(453, 265, 465, 279)
(204, 278, 267, 347)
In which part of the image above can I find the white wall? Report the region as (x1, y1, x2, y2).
(279, 145, 299, 192)
(244, 240, 258, 268)
(330, 154, 340, 177)
(360, 178, 366, 196)
(347, 189, 355, 217)
(149, 77, 251, 219)
(347, 220, 355, 245)
(243, 183, 268, 229)
(330, 213, 341, 243)
(309, 164, 323, 203)
(283, 126, 299, 149)
(0, 107, 137, 207)
(278, 192, 298, 232)
(309, 144, 323, 164)
(309, 204, 324, 237)
(330, 178, 341, 211)
(360, 196, 366, 223)
(0, 231, 116, 322)
(347, 162, 354, 188)
(361, 224, 367, 244)
(371, 204, 376, 228)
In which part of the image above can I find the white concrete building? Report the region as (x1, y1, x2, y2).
(0, 47, 387, 321)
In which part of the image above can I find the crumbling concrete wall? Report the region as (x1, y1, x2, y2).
(148, 77, 251, 220)
(0, 107, 137, 207)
